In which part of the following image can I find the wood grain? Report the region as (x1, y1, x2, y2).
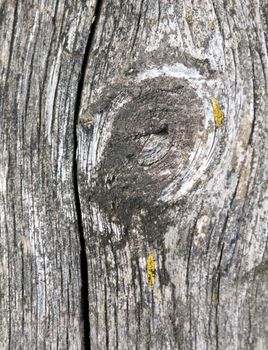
(78, 0, 268, 349)
(0, 1, 97, 348)
(0, 0, 267, 349)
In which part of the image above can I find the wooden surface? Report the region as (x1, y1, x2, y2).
(1, 0, 268, 349)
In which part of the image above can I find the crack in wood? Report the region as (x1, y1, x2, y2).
(73, 0, 104, 348)
(215, 243, 224, 350)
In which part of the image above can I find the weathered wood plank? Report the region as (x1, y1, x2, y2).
(0, 1, 97, 348)
(77, 0, 268, 349)
(1, 0, 268, 349)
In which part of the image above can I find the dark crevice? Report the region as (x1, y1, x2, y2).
(131, 0, 144, 53)
(215, 243, 224, 350)
(248, 46, 257, 145)
(72, 1, 104, 349)
(132, 123, 169, 140)
(5, 0, 19, 89)
(104, 277, 109, 350)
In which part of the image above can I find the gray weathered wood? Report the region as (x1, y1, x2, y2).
(0, 1, 97, 348)
(1, 0, 268, 349)
(78, 0, 268, 349)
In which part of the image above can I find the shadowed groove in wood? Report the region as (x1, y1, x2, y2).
(72, 0, 104, 348)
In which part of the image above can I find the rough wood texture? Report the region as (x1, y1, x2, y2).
(78, 0, 268, 349)
(1, 0, 268, 349)
(0, 1, 97, 348)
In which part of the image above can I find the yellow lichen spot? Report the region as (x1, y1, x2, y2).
(149, 18, 155, 29)
(209, 19, 215, 31)
(186, 11, 193, 25)
(266, 183, 268, 189)
(212, 96, 224, 127)
(118, 63, 124, 74)
(147, 253, 156, 288)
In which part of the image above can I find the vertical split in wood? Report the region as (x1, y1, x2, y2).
(72, 0, 104, 348)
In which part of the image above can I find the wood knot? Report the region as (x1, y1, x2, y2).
(86, 76, 204, 232)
